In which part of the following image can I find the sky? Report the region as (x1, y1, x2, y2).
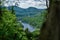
(4, 0, 47, 9)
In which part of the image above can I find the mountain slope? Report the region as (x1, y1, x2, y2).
(7, 6, 45, 17)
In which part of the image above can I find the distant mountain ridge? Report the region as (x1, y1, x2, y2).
(7, 6, 45, 17)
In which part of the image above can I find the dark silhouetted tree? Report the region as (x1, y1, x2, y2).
(40, 0, 60, 40)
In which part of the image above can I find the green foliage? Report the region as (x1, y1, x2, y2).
(0, 8, 16, 40)
(32, 28, 40, 40)
(0, 8, 26, 40)
(0, 7, 41, 40)
(18, 10, 47, 40)
(21, 10, 47, 28)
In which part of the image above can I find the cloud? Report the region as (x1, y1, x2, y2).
(4, 0, 47, 9)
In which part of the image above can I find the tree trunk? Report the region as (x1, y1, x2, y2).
(40, 0, 60, 40)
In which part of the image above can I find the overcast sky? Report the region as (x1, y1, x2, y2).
(4, 0, 47, 9)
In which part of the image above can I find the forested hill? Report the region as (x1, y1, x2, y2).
(7, 6, 45, 17)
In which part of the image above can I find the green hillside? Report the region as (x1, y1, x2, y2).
(21, 10, 47, 28)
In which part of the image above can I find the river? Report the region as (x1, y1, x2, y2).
(19, 21, 35, 32)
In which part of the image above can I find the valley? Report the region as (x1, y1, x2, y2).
(7, 6, 47, 29)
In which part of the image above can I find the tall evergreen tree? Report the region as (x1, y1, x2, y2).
(11, 6, 15, 14)
(0, 0, 5, 19)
